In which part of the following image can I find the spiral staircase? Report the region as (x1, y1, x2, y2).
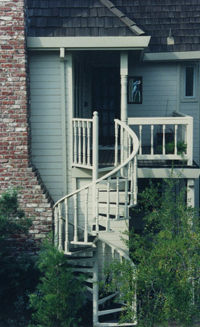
(53, 116, 139, 326)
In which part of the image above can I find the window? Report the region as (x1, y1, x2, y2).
(184, 66, 195, 98)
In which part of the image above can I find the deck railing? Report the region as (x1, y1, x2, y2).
(128, 112, 193, 165)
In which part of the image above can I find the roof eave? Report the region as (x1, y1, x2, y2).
(27, 36, 151, 51)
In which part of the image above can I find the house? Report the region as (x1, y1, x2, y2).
(1, 0, 200, 325)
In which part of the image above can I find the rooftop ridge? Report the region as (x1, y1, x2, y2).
(100, 0, 145, 36)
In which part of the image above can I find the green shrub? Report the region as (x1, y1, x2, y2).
(0, 189, 38, 327)
(29, 237, 86, 327)
(156, 140, 187, 154)
(104, 180, 200, 327)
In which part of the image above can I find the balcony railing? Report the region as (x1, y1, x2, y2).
(128, 112, 193, 165)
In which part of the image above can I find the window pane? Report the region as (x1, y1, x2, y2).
(185, 67, 194, 97)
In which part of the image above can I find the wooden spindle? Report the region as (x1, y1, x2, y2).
(64, 198, 69, 253)
(78, 121, 82, 164)
(116, 172, 120, 219)
(74, 194, 78, 242)
(106, 178, 110, 231)
(83, 121, 86, 165)
(95, 185, 99, 233)
(115, 121, 119, 166)
(58, 203, 63, 251)
(87, 121, 91, 166)
(163, 124, 166, 155)
(139, 125, 142, 155)
(84, 188, 89, 243)
(134, 156, 137, 205)
(54, 206, 59, 247)
(174, 124, 178, 155)
(74, 120, 77, 164)
(151, 125, 154, 155)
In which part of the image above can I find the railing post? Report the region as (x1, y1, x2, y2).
(187, 117, 193, 165)
(93, 111, 99, 232)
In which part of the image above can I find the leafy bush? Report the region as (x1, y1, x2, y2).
(0, 189, 38, 326)
(29, 237, 86, 327)
(104, 180, 200, 327)
(156, 140, 187, 154)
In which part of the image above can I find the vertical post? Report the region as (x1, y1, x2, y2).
(120, 51, 128, 123)
(64, 199, 69, 253)
(93, 248, 99, 326)
(106, 178, 110, 231)
(58, 203, 63, 251)
(151, 125, 154, 155)
(84, 189, 89, 243)
(74, 194, 78, 242)
(93, 112, 99, 181)
(187, 117, 193, 165)
(54, 206, 59, 247)
(93, 112, 99, 232)
(115, 120, 119, 166)
(139, 125, 142, 155)
(187, 179, 195, 208)
(174, 124, 178, 155)
(163, 124, 166, 155)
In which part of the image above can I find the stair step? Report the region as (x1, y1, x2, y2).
(71, 241, 94, 246)
(96, 322, 136, 326)
(99, 292, 117, 305)
(99, 191, 126, 204)
(66, 246, 96, 255)
(99, 203, 126, 216)
(67, 257, 94, 264)
(71, 267, 94, 273)
(98, 307, 124, 317)
(99, 179, 126, 191)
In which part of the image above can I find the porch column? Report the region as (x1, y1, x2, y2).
(187, 179, 195, 208)
(120, 51, 128, 123)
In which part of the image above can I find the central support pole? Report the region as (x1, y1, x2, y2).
(92, 111, 99, 232)
(120, 51, 128, 123)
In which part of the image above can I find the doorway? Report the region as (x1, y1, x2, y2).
(92, 66, 120, 146)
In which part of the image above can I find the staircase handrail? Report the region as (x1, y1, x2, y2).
(54, 119, 139, 209)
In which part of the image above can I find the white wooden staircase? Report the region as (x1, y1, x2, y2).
(53, 116, 139, 326)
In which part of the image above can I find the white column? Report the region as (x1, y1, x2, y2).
(120, 51, 128, 123)
(187, 179, 195, 208)
(92, 112, 99, 232)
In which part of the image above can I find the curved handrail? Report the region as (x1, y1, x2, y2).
(54, 119, 139, 209)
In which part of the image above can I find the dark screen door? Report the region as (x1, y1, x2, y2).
(92, 67, 120, 145)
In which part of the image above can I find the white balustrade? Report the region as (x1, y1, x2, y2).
(72, 117, 93, 168)
(54, 118, 139, 253)
(128, 112, 193, 165)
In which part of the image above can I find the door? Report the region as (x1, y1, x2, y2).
(92, 67, 120, 146)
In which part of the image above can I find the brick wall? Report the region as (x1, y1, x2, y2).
(0, 0, 53, 244)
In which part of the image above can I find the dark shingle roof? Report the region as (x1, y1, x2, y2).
(27, 0, 200, 52)
(112, 0, 200, 52)
(27, 0, 138, 37)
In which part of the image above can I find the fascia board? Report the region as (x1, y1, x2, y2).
(27, 36, 151, 50)
(138, 167, 200, 179)
(144, 51, 200, 61)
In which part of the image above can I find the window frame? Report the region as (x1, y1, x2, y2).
(181, 63, 198, 102)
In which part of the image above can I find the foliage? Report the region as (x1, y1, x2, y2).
(156, 140, 187, 155)
(0, 189, 37, 326)
(104, 180, 200, 327)
(29, 236, 86, 327)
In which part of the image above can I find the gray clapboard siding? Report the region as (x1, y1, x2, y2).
(128, 62, 177, 118)
(29, 51, 65, 202)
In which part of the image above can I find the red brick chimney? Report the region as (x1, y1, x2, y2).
(0, 0, 53, 245)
